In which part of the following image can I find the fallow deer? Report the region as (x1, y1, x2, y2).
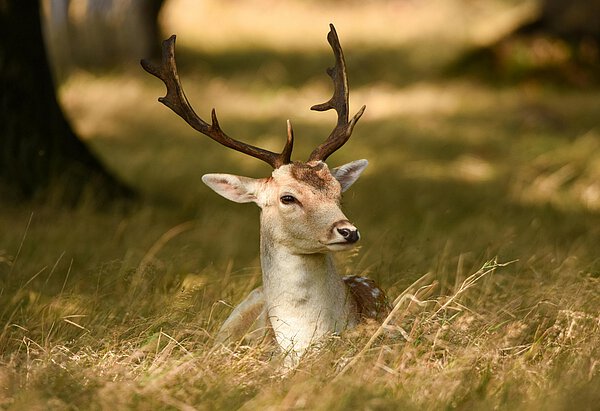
(142, 24, 389, 365)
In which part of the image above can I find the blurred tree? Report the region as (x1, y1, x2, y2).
(529, 0, 600, 41)
(43, 0, 165, 80)
(0, 0, 133, 203)
(456, 0, 600, 85)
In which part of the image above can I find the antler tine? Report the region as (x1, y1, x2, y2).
(308, 24, 366, 163)
(141, 35, 293, 168)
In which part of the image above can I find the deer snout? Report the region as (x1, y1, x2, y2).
(333, 220, 360, 244)
(337, 227, 359, 243)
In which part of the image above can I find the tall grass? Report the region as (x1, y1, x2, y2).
(1, 0, 599, 409)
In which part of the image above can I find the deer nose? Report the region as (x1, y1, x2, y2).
(337, 228, 359, 243)
(335, 223, 360, 243)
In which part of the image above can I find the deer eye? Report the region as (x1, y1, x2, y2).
(280, 195, 297, 205)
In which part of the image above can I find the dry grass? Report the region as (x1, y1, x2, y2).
(2, 0, 600, 409)
(2, 254, 598, 409)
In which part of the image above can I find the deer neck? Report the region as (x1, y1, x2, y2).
(259, 224, 358, 357)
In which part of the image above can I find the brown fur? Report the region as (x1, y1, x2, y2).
(289, 162, 336, 193)
(343, 275, 391, 321)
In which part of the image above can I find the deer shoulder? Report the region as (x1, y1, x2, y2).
(217, 277, 390, 345)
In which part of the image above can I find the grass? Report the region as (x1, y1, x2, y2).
(2, 0, 600, 409)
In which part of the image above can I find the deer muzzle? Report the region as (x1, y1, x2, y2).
(332, 220, 360, 244)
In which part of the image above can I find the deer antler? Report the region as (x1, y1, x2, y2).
(308, 24, 366, 163)
(141, 35, 293, 169)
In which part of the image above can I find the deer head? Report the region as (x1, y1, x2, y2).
(141, 24, 367, 254)
(202, 159, 367, 254)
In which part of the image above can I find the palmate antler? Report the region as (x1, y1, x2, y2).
(141, 25, 364, 168)
(141, 35, 293, 169)
(309, 24, 366, 162)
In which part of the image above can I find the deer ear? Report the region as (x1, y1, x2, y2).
(331, 159, 368, 192)
(202, 174, 260, 203)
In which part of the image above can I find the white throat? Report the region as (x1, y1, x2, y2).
(259, 222, 357, 359)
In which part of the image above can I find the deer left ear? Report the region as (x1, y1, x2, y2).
(331, 159, 368, 192)
(202, 174, 261, 204)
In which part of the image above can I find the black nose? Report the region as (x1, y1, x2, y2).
(337, 228, 359, 243)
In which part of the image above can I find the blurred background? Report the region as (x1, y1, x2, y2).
(0, 1, 599, 407)
(0, 0, 599, 289)
(1, 0, 599, 290)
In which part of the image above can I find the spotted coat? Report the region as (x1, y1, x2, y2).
(343, 275, 391, 321)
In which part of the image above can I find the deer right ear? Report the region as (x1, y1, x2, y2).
(202, 174, 260, 204)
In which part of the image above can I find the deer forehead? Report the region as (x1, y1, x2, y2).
(270, 162, 341, 199)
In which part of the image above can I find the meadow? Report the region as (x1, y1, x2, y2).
(1, 0, 599, 409)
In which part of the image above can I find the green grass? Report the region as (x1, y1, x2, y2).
(2, 1, 600, 409)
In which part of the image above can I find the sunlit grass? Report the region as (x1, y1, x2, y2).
(2, 0, 600, 408)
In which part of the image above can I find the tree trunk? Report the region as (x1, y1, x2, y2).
(43, 0, 165, 79)
(0, 0, 133, 204)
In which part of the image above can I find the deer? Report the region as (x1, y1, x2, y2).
(141, 24, 389, 366)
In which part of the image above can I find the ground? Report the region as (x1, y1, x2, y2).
(1, 0, 599, 409)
